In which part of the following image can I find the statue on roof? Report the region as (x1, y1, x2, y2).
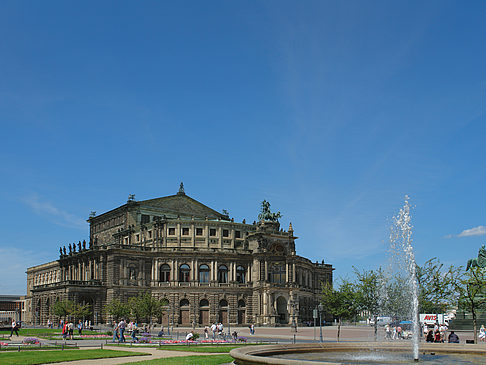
(82, 240, 86, 250)
(68, 243, 72, 254)
(258, 200, 282, 222)
(59, 247, 63, 257)
(467, 244, 486, 270)
(63, 246, 66, 256)
(178, 182, 185, 195)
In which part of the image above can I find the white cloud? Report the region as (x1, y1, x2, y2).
(21, 194, 85, 229)
(457, 225, 486, 238)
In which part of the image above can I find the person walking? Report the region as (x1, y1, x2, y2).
(131, 322, 139, 342)
(211, 322, 217, 340)
(118, 318, 126, 343)
(78, 320, 83, 335)
(62, 321, 69, 340)
(204, 325, 209, 339)
(10, 320, 19, 337)
(68, 321, 74, 340)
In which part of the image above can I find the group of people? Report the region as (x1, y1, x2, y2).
(424, 323, 449, 343)
(112, 319, 149, 343)
(384, 324, 404, 340)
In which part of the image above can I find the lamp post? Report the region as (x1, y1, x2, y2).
(318, 303, 323, 343)
(227, 304, 231, 338)
(290, 299, 298, 333)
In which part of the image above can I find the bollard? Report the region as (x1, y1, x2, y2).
(293, 334, 296, 344)
(62, 344, 64, 351)
(101, 343, 103, 350)
(18, 345, 21, 352)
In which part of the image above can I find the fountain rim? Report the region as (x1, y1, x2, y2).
(230, 342, 486, 365)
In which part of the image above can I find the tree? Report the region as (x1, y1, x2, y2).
(72, 303, 92, 322)
(129, 292, 168, 324)
(416, 258, 461, 314)
(321, 280, 359, 342)
(105, 299, 130, 321)
(53, 300, 75, 320)
(457, 266, 486, 343)
(354, 268, 385, 341)
(383, 274, 410, 320)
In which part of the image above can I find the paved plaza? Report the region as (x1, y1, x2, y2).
(3, 325, 485, 364)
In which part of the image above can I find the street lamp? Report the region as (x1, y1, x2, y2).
(318, 303, 323, 343)
(290, 299, 298, 333)
(227, 305, 231, 338)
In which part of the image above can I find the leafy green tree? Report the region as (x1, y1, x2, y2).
(321, 280, 359, 342)
(383, 274, 410, 320)
(129, 292, 168, 324)
(53, 300, 75, 320)
(105, 298, 131, 321)
(354, 268, 385, 341)
(72, 303, 92, 321)
(416, 258, 461, 314)
(457, 266, 486, 343)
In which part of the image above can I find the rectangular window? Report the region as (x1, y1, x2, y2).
(235, 230, 241, 238)
(222, 229, 229, 237)
(210, 228, 216, 237)
(196, 228, 203, 236)
(141, 214, 150, 224)
(182, 227, 190, 236)
(148, 230, 152, 239)
(168, 228, 176, 236)
(136, 234, 140, 242)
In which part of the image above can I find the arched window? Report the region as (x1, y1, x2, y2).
(179, 264, 190, 282)
(218, 265, 228, 283)
(200, 299, 209, 307)
(160, 264, 170, 282)
(219, 299, 228, 307)
(199, 264, 210, 283)
(238, 299, 246, 308)
(236, 265, 246, 283)
(180, 299, 190, 307)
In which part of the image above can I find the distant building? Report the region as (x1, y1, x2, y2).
(0, 295, 26, 324)
(26, 185, 333, 326)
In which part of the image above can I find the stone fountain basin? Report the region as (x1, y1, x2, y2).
(230, 342, 486, 365)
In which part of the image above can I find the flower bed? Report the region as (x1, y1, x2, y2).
(22, 337, 40, 344)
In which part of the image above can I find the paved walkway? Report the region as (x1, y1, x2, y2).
(52, 346, 216, 365)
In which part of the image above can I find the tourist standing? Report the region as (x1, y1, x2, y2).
(250, 323, 255, 335)
(479, 325, 486, 342)
(217, 322, 224, 338)
(131, 322, 138, 342)
(204, 325, 209, 339)
(62, 321, 69, 340)
(112, 320, 119, 342)
(211, 322, 217, 339)
(78, 320, 83, 335)
(68, 321, 74, 340)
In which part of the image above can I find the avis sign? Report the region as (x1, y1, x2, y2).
(419, 314, 446, 325)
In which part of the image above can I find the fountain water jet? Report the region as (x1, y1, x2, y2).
(389, 195, 420, 361)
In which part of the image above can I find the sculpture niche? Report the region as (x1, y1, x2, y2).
(466, 244, 486, 271)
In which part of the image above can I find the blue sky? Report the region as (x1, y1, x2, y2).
(1, 1, 485, 294)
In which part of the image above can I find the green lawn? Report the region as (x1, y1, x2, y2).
(0, 349, 147, 364)
(130, 354, 233, 365)
(0, 328, 104, 336)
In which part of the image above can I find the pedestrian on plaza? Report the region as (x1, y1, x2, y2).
(112, 320, 119, 342)
(186, 331, 194, 341)
(158, 326, 165, 337)
(68, 321, 74, 340)
(217, 322, 224, 338)
(62, 321, 69, 340)
(448, 331, 459, 343)
(479, 325, 486, 342)
(385, 324, 391, 340)
(204, 325, 209, 339)
(10, 320, 19, 337)
(118, 318, 126, 342)
(211, 322, 217, 340)
(131, 322, 139, 342)
(250, 323, 255, 335)
(392, 326, 397, 340)
(434, 329, 441, 343)
(397, 325, 402, 339)
(78, 320, 83, 335)
(60, 319, 64, 329)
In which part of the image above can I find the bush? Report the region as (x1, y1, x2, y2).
(192, 333, 200, 340)
(139, 337, 151, 343)
(107, 331, 113, 336)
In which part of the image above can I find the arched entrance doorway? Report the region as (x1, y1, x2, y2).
(199, 299, 210, 325)
(276, 296, 288, 324)
(218, 299, 228, 324)
(237, 299, 246, 324)
(179, 299, 190, 325)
